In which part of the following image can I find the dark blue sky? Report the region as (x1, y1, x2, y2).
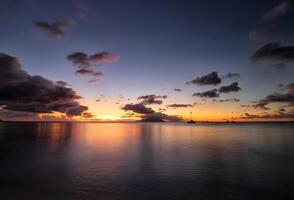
(0, 0, 293, 121)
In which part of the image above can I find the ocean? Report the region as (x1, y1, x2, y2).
(0, 122, 293, 199)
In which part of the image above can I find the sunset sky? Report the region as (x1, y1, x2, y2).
(0, 0, 293, 122)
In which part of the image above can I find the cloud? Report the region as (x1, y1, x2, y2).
(219, 82, 241, 93)
(68, 51, 119, 81)
(273, 63, 287, 71)
(285, 82, 294, 95)
(240, 104, 251, 108)
(140, 112, 183, 122)
(88, 79, 99, 83)
(0, 53, 90, 117)
(193, 102, 206, 106)
(96, 94, 106, 102)
(241, 112, 294, 119)
(137, 94, 167, 105)
(253, 94, 294, 110)
(121, 103, 183, 122)
(263, 1, 290, 21)
(277, 107, 286, 112)
(34, 19, 74, 40)
(67, 51, 119, 68)
(193, 89, 219, 98)
(251, 42, 294, 62)
(121, 103, 154, 114)
(0, 109, 38, 120)
(55, 81, 69, 87)
(174, 88, 183, 92)
(0, 54, 28, 85)
(248, 28, 278, 41)
(75, 69, 104, 77)
(224, 73, 241, 79)
(167, 104, 193, 108)
(73, 0, 90, 19)
(252, 83, 294, 110)
(213, 98, 240, 103)
(187, 72, 221, 86)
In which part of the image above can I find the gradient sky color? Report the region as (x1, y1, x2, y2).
(0, 0, 293, 121)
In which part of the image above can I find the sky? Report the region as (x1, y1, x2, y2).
(0, 0, 293, 122)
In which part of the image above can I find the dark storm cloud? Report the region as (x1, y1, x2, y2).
(187, 72, 221, 86)
(137, 94, 167, 105)
(121, 103, 183, 122)
(219, 82, 241, 93)
(34, 19, 74, 40)
(193, 89, 219, 98)
(75, 69, 104, 77)
(251, 43, 294, 62)
(67, 51, 119, 68)
(248, 28, 278, 41)
(0, 53, 89, 116)
(174, 88, 183, 92)
(263, 0, 291, 21)
(167, 104, 193, 108)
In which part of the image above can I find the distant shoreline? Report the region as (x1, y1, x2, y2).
(0, 121, 293, 124)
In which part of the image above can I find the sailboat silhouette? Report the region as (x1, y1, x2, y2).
(187, 112, 196, 124)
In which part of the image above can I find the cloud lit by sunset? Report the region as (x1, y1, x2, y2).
(0, 0, 293, 122)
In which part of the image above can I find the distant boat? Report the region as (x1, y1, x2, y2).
(226, 120, 236, 123)
(187, 112, 196, 124)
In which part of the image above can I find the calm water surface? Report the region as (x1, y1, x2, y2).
(0, 122, 293, 200)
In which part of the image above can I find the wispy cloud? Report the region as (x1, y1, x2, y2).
(167, 104, 193, 108)
(248, 28, 278, 41)
(67, 51, 119, 68)
(263, 0, 291, 21)
(174, 88, 183, 92)
(34, 19, 74, 40)
(75, 69, 104, 77)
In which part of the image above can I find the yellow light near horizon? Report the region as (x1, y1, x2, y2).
(96, 115, 124, 121)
